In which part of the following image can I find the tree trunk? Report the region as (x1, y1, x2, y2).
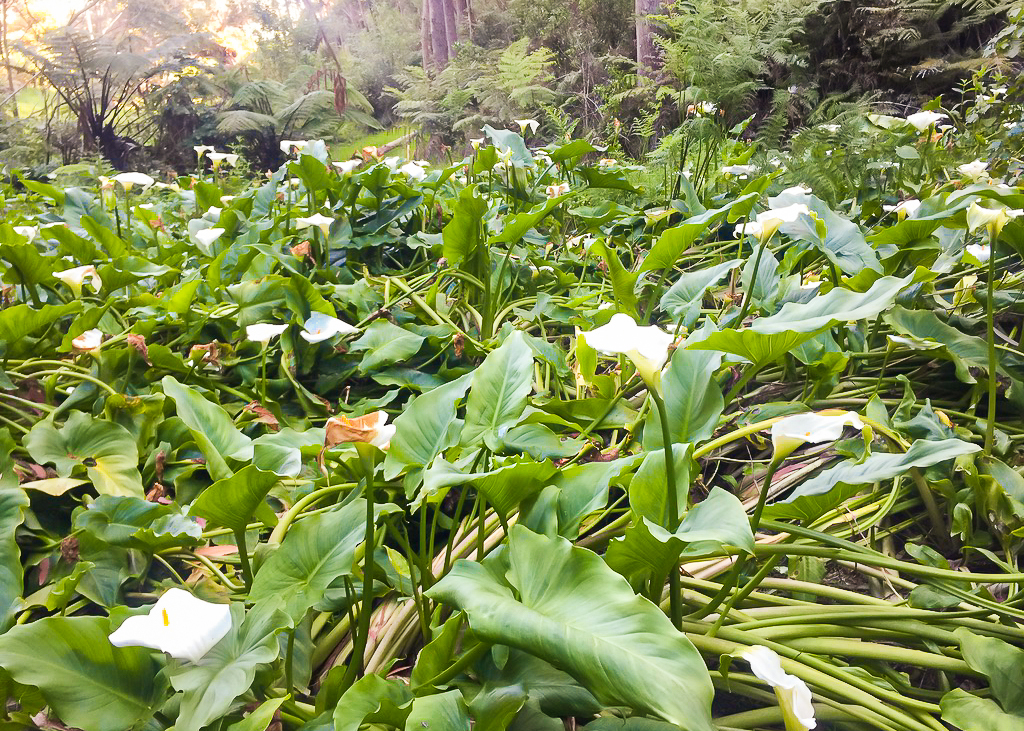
(420, 0, 433, 71)
(441, 0, 458, 64)
(429, 0, 449, 69)
(1, 0, 17, 118)
(635, 0, 662, 79)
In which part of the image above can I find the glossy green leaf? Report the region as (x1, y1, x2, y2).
(0, 488, 28, 632)
(956, 628, 1024, 714)
(641, 196, 757, 273)
(660, 259, 742, 320)
(405, 690, 472, 731)
(74, 496, 202, 552)
(190, 465, 280, 533)
(162, 376, 253, 480)
(462, 331, 535, 448)
(383, 373, 473, 480)
(428, 526, 715, 731)
(349, 320, 426, 372)
(940, 689, 1024, 731)
(442, 187, 488, 267)
(334, 674, 414, 731)
(645, 350, 723, 449)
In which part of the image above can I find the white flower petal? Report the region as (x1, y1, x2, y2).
(108, 588, 232, 663)
(770, 411, 864, 458)
(580, 313, 674, 387)
(300, 312, 360, 343)
(111, 172, 155, 191)
(246, 323, 288, 345)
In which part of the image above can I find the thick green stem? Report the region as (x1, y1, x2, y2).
(985, 233, 998, 454)
(649, 390, 683, 627)
(340, 479, 376, 691)
(233, 528, 253, 591)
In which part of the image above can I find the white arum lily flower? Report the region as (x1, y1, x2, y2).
(300, 312, 360, 343)
(13, 225, 38, 243)
(333, 159, 361, 174)
(579, 313, 674, 389)
(246, 323, 288, 346)
(108, 588, 231, 663)
(325, 410, 395, 450)
(741, 646, 816, 731)
(111, 172, 155, 192)
(194, 227, 226, 251)
(194, 145, 215, 160)
(722, 164, 756, 177)
(295, 213, 334, 238)
(883, 199, 921, 219)
(967, 202, 1024, 237)
(779, 184, 811, 197)
(906, 110, 947, 131)
(546, 183, 570, 198)
(382, 156, 401, 172)
(399, 161, 427, 181)
(770, 410, 864, 459)
(966, 243, 991, 263)
(735, 203, 811, 242)
(958, 159, 989, 182)
(280, 139, 313, 156)
(207, 152, 240, 168)
(470, 138, 484, 150)
(72, 328, 103, 352)
(514, 118, 539, 135)
(598, 158, 618, 167)
(55, 265, 102, 297)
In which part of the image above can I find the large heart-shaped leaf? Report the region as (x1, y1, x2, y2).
(190, 465, 280, 533)
(461, 331, 535, 448)
(0, 616, 163, 731)
(428, 526, 715, 731)
(0, 488, 29, 632)
(162, 376, 253, 480)
(74, 496, 202, 552)
(25, 412, 143, 498)
(644, 349, 723, 449)
(349, 320, 426, 372)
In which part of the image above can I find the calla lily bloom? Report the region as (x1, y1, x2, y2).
(55, 265, 102, 297)
(722, 164, 756, 177)
(906, 110, 947, 131)
(967, 201, 1023, 237)
(207, 152, 240, 168)
(194, 145, 215, 160)
(579, 313, 674, 389)
(770, 410, 864, 459)
(280, 139, 315, 156)
(194, 228, 226, 250)
(246, 323, 288, 346)
(958, 159, 988, 181)
(72, 328, 103, 352)
(13, 225, 38, 243)
(333, 159, 361, 174)
(515, 118, 539, 135)
(966, 243, 991, 263)
(546, 183, 570, 198)
(735, 203, 811, 242)
(111, 172, 155, 192)
(470, 138, 484, 150)
(300, 312, 360, 343)
(741, 646, 816, 731)
(883, 199, 921, 219)
(295, 213, 334, 237)
(108, 588, 231, 663)
(325, 410, 395, 450)
(399, 161, 427, 181)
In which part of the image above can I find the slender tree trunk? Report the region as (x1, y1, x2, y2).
(420, 0, 433, 71)
(429, 0, 449, 69)
(441, 0, 458, 63)
(1, 0, 17, 118)
(635, 0, 662, 79)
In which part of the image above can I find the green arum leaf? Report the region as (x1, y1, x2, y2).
(0, 487, 29, 632)
(579, 165, 641, 193)
(418, 456, 557, 516)
(659, 259, 742, 321)
(225, 696, 288, 731)
(606, 488, 754, 587)
(410, 612, 464, 690)
(249, 499, 384, 620)
(644, 350, 724, 449)
(0, 238, 56, 288)
(492, 422, 586, 460)
(428, 526, 715, 731)
(461, 331, 535, 449)
(74, 496, 202, 552)
(940, 689, 1024, 731)
(739, 243, 780, 308)
(25, 411, 144, 498)
(252, 427, 325, 477)
(640, 195, 758, 273)
(628, 444, 692, 528)
(189, 465, 281, 533)
(334, 674, 414, 731)
(769, 190, 882, 275)
(587, 239, 638, 316)
(489, 194, 574, 245)
(554, 456, 645, 539)
(767, 438, 981, 522)
(939, 628, 1024, 731)
(349, 319, 426, 372)
(547, 138, 598, 164)
(383, 373, 473, 481)
(443, 186, 488, 268)
(689, 273, 916, 366)
(482, 124, 533, 166)
(80, 215, 128, 258)
(405, 690, 473, 731)
(169, 602, 291, 731)
(162, 376, 253, 480)
(0, 616, 164, 731)
(0, 302, 81, 355)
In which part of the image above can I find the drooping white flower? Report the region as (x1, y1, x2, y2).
(741, 646, 816, 731)
(906, 110, 947, 131)
(324, 410, 395, 450)
(546, 183, 570, 198)
(111, 172, 155, 192)
(882, 199, 921, 219)
(246, 323, 288, 346)
(770, 410, 864, 459)
(295, 213, 334, 237)
(108, 588, 232, 663)
(72, 328, 103, 352)
(470, 138, 484, 150)
(207, 152, 240, 168)
(55, 265, 102, 297)
(194, 227, 226, 250)
(515, 118, 539, 135)
(967, 201, 1023, 237)
(722, 164, 756, 177)
(300, 312, 360, 343)
(399, 161, 427, 181)
(579, 313, 675, 389)
(280, 139, 314, 156)
(382, 156, 401, 172)
(598, 158, 618, 167)
(194, 145, 215, 160)
(333, 159, 361, 174)
(735, 204, 811, 241)
(966, 243, 991, 263)
(13, 225, 38, 243)
(958, 159, 989, 182)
